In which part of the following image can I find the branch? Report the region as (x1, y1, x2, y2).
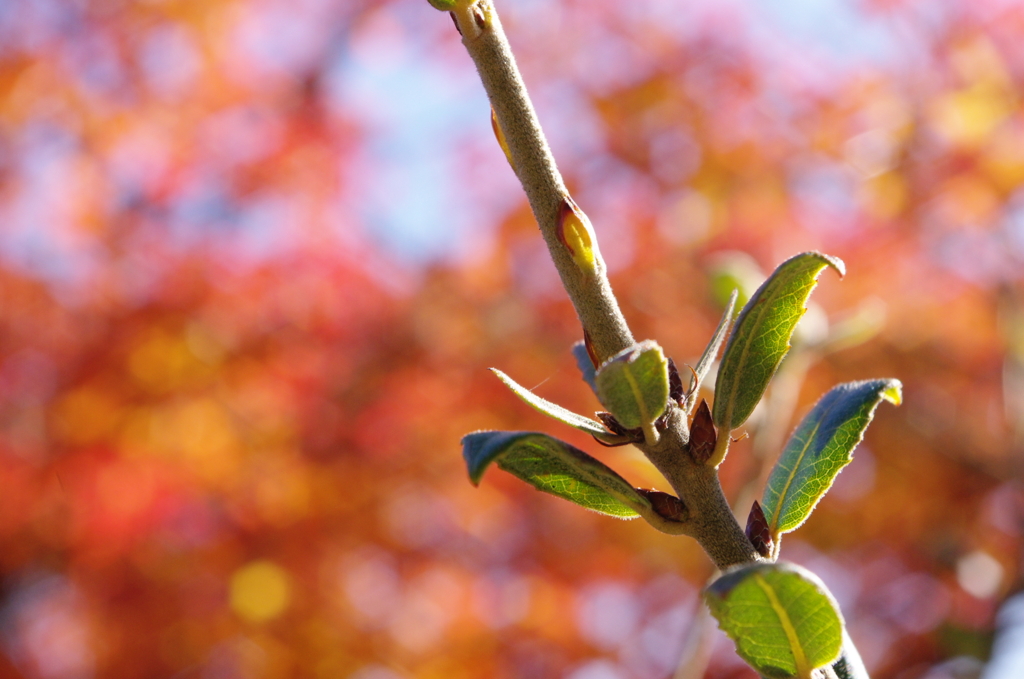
(441, 7, 875, 676)
(445, 0, 759, 570)
(450, 0, 633, 365)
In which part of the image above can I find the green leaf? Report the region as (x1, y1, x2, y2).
(713, 252, 845, 433)
(426, 0, 458, 10)
(571, 341, 599, 395)
(490, 369, 624, 442)
(594, 340, 669, 442)
(762, 378, 902, 539)
(831, 631, 871, 679)
(687, 289, 738, 411)
(704, 562, 844, 679)
(461, 431, 651, 518)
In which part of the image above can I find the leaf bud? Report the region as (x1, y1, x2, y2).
(689, 399, 717, 465)
(668, 358, 684, 405)
(637, 489, 687, 522)
(557, 197, 598, 275)
(745, 500, 774, 559)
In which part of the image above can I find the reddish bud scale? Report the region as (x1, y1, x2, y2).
(745, 500, 774, 558)
(689, 399, 717, 464)
(596, 412, 643, 442)
(591, 434, 631, 448)
(667, 358, 684, 404)
(638, 489, 687, 521)
(597, 411, 627, 436)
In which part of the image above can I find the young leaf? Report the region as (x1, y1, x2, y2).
(571, 340, 599, 395)
(762, 379, 902, 540)
(594, 340, 669, 444)
(704, 562, 844, 679)
(462, 431, 652, 518)
(490, 368, 624, 443)
(713, 252, 845, 434)
(426, 0, 458, 10)
(686, 289, 738, 411)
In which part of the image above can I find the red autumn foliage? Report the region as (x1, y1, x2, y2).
(1, 1, 1023, 678)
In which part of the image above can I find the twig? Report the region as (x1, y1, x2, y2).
(448, 0, 759, 570)
(450, 1, 633, 365)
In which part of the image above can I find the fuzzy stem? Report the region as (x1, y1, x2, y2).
(451, 1, 633, 365)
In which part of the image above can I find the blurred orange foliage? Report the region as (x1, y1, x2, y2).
(1, 1, 1024, 678)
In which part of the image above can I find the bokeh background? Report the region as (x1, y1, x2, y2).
(2, 0, 1024, 678)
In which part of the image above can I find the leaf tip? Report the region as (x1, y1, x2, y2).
(881, 379, 903, 406)
(816, 251, 846, 278)
(460, 430, 492, 485)
(489, 367, 516, 391)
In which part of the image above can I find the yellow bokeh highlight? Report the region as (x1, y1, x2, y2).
(51, 384, 122, 445)
(930, 36, 1014, 148)
(861, 172, 908, 221)
(930, 85, 1011, 148)
(230, 560, 292, 623)
(250, 454, 312, 527)
(119, 398, 243, 486)
(983, 125, 1024, 191)
(128, 328, 207, 392)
